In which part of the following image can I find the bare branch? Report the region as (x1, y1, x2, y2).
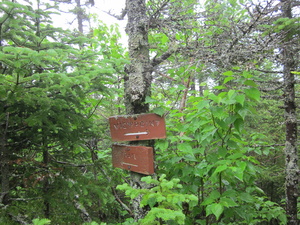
(255, 69, 284, 74)
(259, 84, 284, 92)
(151, 47, 178, 68)
(154, 71, 176, 81)
(251, 143, 285, 148)
(111, 187, 134, 217)
(103, 8, 127, 20)
(261, 95, 284, 100)
(54, 160, 93, 167)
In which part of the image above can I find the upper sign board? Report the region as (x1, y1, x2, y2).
(109, 113, 166, 142)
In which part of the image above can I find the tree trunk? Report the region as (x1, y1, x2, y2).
(125, 0, 151, 115)
(42, 137, 50, 219)
(281, 1, 299, 224)
(75, 0, 84, 33)
(0, 113, 10, 206)
(124, 0, 152, 221)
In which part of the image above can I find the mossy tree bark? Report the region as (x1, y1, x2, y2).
(124, 0, 151, 115)
(124, 0, 152, 221)
(281, 1, 299, 224)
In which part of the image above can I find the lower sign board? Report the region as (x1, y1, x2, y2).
(112, 144, 154, 175)
(109, 113, 166, 142)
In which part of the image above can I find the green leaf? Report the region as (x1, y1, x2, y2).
(236, 94, 245, 106)
(220, 197, 238, 207)
(238, 108, 248, 119)
(161, 34, 169, 44)
(244, 79, 257, 87)
(224, 76, 235, 84)
(207, 203, 224, 220)
(244, 88, 260, 101)
(197, 100, 210, 110)
(234, 118, 244, 132)
(210, 190, 221, 200)
(32, 218, 51, 225)
(153, 107, 165, 116)
(216, 118, 228, 130)
(218, 147, 227, 158)
(178, 142, 193, 153)
(227, 90, 236, 99)
(228, 153, 244, 160)
(240, 193, 254, 203)
(242, 71, 253, 78)
(214, 164, 228, 173)
(214, 85, 226, 90)
(156, 140, 169, 151)
(223, 71, 233, 76)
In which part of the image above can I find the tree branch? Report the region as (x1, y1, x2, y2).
(103, 7, 127, 20)
(259, 84, 284, 92)
(111, 187, 134, 217)
(261, 95, 284, 100)
(151, 47, 178, 68)
(54, 160, 93, 167)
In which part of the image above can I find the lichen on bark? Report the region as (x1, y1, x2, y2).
(124, 0, 151, 115)
(281, 1, 299, 224)
(124, 0, 153, 221)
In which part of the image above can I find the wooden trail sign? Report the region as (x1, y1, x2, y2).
(109, 113, 166, 142)
(112, 144, 154, 175)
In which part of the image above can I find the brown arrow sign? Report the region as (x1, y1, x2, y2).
(112, 144, 154, 175)
(109, 113, 166, 142)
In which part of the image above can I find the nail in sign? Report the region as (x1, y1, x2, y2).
(109, 113, 166, 142)
(112, 144, 154, 175)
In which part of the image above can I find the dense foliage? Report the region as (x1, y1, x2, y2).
(0, 0, 299, 224)
(0, 1, 127, 224)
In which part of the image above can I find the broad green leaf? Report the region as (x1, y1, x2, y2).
(234, 118, 244, 132)
(223, 71, 233, 76)
(161, 34, 169, 44)
(224, 76, 235, 84)
(216, 118, 228, 129)
(242, 71, 253, 78)
(223, 189, 237, 198)
(244, 88, 260, 101)
(183, 154, 198, 162)
(227, 153, 244, 160)
(156, 140, 169, 151)
(240, 192, 254, 203)
(238, 108, 248, 119)
(153, 107, 165, 116)
(210, 106, 225, 118)
(220, 197, 238, 207)
(32, 218, 51, 225)
(263, 148, 270, 155)
(214, 164, 228, 173)
(207, 203, 224, 220)
(178, 142, 193, 153)
(210, 190, 221, 200)
(244, 79, 257, 87)
(218, 147, 227, 157)
(209, 93, 222, 103)
(197, 100, 210, 110)
(228, 90, 235, 98)
(214, 85, 226, 90)
(236, 94, 245, 106)
(233, 169, 244, 181)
